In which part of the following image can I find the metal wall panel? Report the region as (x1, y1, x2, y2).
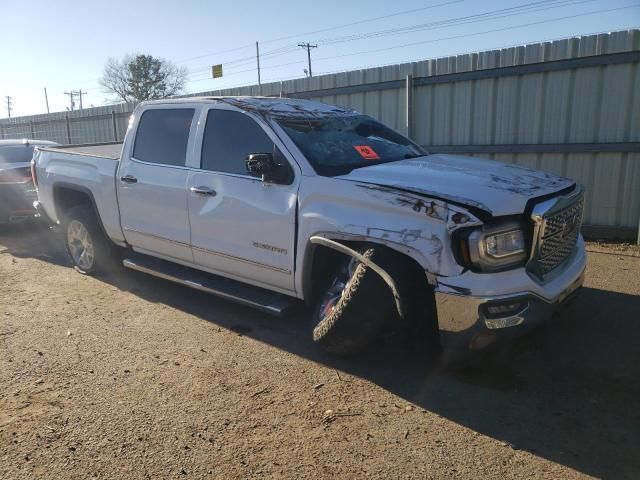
(1, 29, 638, 236)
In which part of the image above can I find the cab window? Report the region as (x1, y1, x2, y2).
(201, 109, 277, 175)
(133, 108, 194, 166)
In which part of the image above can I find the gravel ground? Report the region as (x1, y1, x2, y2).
(1, 224, 639, 479)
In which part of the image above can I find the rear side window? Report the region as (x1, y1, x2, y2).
(133, 108, 194, 166)
(201, 109, 275, 175)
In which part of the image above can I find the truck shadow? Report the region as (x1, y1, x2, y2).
(2, 226, 639, 478)
(104, 267, 640, 479)
(0, 223, 68, 266)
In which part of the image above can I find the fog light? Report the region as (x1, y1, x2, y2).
(487, 303, 524, 316)
(485, 316, 525, 329)
(481, 300, 529, 329)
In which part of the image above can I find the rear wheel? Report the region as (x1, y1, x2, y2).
(62, 205, 119, 274)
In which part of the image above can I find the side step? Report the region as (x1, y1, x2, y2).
(122, 253, 296, 317)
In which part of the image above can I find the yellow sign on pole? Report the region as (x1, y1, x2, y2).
(211, 64, 223, 79)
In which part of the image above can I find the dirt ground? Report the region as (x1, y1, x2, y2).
(1, 224, 639, 480)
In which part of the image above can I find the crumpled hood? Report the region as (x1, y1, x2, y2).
(337, 154, 575, 216)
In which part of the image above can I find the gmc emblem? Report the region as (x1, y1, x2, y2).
(560, 213, 580, 239)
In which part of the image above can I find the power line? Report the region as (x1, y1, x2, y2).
(29, 0, 602, 92)
(312, 24, 640, 76)
(186, 72, 311, 94)
(313, 0, 595, 45)
(185, 0, 595, 79)
(176, 0, 465, 65)
(189, 57, 309, 82)
(189, 4, 637, 90)
(6, 1, 637, 113)
(185, 45, 300, 78)
(181, 0, 472, 76)
(257, 0, 467, 46)
(310, 4, 640, 65)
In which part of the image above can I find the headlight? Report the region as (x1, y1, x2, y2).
(464, 222, 528, 271)
(485, 229, 525, 258)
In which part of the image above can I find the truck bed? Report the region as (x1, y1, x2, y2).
(41, 142, 122, 160)
(33, 142, 126, 244)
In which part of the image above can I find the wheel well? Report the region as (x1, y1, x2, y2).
(306, 244, 346, 304)
(306, 240, 431, 305)
(53, 187, 94, 221)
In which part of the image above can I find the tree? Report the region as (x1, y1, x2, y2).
(100, 54, 187, 103)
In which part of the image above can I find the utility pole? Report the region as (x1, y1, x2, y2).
(5, 96, 12, 118)
(64, 91, 76, 111)
(298, 42, 318, 77)
(256, 41, 262, 88)
(76, 90, 87, 110)
(44, 88, 50, 114)
(63, 90, 87, 111)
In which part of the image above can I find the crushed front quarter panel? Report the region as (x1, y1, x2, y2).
(295, 175, 482, 298)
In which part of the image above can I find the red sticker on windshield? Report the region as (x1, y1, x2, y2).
(354, 145, 380, 160)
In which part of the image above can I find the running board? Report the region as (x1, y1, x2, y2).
(122, 254, 295, 317)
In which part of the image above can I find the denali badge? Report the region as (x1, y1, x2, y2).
(252, 242, 287, 255)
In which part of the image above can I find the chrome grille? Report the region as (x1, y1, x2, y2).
(529, 189, 584, 278)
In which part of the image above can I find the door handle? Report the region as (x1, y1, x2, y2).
(189, 186, 216, 196)
(120, 175, 138, 184)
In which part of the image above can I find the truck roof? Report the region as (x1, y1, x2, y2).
(34, 97, 354, 161)
(142, 96, 356, 118)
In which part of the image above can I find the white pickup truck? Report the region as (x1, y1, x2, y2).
(33, 97, 586, 358)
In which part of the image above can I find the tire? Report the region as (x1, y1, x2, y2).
(312, 245, 398, 355)
(62, 205, 119, 275)
(400, 270, 442, 362)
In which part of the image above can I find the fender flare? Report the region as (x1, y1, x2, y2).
(52, 182, 111, 240)
(309, 235, 405, 318)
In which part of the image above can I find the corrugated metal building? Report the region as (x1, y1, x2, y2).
(1, 29, 639, 239)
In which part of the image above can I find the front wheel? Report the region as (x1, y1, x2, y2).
(62, 205, 119, 274)
(311, 246, 398, 355)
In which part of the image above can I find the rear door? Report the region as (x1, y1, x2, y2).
(118, 106, 197, 262)
(186, 106, 298, 293)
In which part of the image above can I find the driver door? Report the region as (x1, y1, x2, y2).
(187, 107, 298, 293)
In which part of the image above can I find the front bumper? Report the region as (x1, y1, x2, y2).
(434, 238, 587, 353)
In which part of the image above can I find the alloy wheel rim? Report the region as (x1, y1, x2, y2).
(319, 257, 359, 318)
(67, 220, 95, 270)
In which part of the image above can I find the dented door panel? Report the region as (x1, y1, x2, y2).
(187, 171, 298, 292)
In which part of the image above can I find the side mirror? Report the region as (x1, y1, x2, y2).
(245, 153, 292, 184)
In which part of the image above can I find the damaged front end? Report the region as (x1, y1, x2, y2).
(308, 178, 587, 360)
(433, 184, 587, 357)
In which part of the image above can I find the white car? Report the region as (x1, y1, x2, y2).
(32, 97, 586, 358)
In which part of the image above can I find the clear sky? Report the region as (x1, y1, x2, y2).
(1, 0, 638, 118)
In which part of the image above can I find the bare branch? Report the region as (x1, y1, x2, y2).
(100, 54, 187, 103)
